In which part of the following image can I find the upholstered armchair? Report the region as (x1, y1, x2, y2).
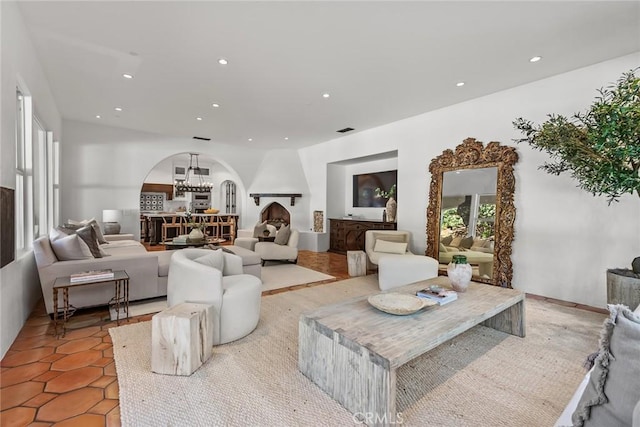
(364, 230, 438, 290)
(254, 228, 299, 265)
(167, 248, 262, 345)
(364, 230, 413, 270)
(234, 224, 277, 251)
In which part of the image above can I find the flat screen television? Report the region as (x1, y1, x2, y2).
(352, 170, 397, 207)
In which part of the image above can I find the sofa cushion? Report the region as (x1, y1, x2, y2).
(194, 250, 225, 272)
(572, 304, 640, 426)
(223, 245, 261, 266)
(374, 239, 407, 254)
(441, 235, 453, 246)
(373, 232, 407, 244)
(274, 224, 291, 245)
(49, 229, 93, 261)
(449, 236, 463, 247)
(156, 251, 174, 277)
(459, 236, 474, 249)
(74, 225, 104, 258)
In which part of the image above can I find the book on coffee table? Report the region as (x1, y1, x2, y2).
(416, 288, 458, 305)
(70, 269, 115, 283)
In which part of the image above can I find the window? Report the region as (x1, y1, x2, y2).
(223, 181, 237, 213)
(15, 85, 60, 253)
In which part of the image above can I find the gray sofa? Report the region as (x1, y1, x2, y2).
(34, 234, 173, 315)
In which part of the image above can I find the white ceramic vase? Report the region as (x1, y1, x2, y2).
(188, 227, 204, 242)
(447, 255, 472, 292)
(386, 197, 397, 222)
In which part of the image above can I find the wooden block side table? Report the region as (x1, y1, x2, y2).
(151, 302, 215, 376)
(347, 250, 367, 277)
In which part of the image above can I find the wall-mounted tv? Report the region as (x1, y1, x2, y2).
(352, 170, 397, 207)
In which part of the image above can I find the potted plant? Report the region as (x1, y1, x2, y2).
(375, 184, 397, 222)
(513, 69, 639, 204)
(513, 68, 640, 308)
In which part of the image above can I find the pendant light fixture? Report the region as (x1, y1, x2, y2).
(174, 153, 213, 193)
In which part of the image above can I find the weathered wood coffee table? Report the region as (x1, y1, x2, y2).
(298, 276, 525, 426)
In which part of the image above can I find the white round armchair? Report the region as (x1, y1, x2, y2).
(167, 248, 262, 345)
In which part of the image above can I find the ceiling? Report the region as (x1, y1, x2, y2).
(17, 1, 640, 149)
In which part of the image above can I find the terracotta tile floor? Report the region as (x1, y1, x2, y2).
(0, 250, 348, 426)
(1, 249, 605, 426)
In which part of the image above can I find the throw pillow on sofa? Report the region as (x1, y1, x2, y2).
(57, 225, 103, 258)
(67, 217, 108, 244)
(49, 228, 93, 261)
(571, 304, 640, 427)
(274, 225, 291, 245)
(373, 239, 407, 254)
(459, 236, 474, 249)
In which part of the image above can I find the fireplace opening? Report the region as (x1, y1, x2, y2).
(261, 202, 290, 229)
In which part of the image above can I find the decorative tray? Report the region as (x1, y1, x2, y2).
(367, 293, 436, 315)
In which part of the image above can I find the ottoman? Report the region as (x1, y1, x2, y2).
(222, 245, 262, 279)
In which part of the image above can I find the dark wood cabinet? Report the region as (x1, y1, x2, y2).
(141, 183, 174, 200)
(329, 219, 397, 254)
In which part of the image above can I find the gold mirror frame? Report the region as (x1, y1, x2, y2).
(426, 138, 518, 288)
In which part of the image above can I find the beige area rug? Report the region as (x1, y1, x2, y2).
(110, 276, 605, 427)
(260, 263, 334, 292)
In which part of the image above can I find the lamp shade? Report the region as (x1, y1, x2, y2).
(102, 209, 122, 223)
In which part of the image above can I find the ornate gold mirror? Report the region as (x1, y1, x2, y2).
(426, 138, 518, 288)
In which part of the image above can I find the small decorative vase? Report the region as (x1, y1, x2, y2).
(386, 197, 397, 222)
(447, 254, 472, 292)
(263, 229, 270, 237)
(187, 227, 204, 243)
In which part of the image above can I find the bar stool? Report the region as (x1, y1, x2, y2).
(218, 215, 236, 243)
(202, 215, 220, 239)
(161, 215, 183, 242)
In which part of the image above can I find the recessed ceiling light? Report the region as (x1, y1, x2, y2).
(122, 73, 133, 79)
(456, 82, 465, 87)
(196, 117, 203, 121)
(248, 138, 253, 142)
(114, 107, 122, 112)
(96, 115, 101, 119)
(218, 58, 228, 65)
(322, 93, 330, 98)
(284, 137, 289, 140)
(212, 103, 220, 108)
(530, 56, 542, 63)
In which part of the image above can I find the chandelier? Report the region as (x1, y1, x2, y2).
(174, 153, 213, 193)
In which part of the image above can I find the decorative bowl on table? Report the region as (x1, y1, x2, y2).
(204, 208, 220, 214)
(368, 293, 436, 315)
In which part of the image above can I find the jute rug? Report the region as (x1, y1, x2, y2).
(110, 276, 605, 426)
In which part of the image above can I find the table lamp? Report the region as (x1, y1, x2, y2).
(102, 209, 122, 235)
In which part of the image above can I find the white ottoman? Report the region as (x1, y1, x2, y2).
(151, 302, 215, 376)
(378, 254, 439, 291)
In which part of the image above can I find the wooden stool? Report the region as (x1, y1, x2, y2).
(347, 250, 367, 277)
(151, 302, 215, 376)
(161, 215, 183, 242)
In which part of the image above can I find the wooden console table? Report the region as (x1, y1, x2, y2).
(329, 218, 396, 254)
(298, 276, 525, 426)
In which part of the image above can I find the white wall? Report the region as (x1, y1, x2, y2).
(244, 149, 311, 231)
(60, 120, 270, 233)
(0, 1, 62, 358)
(300, 53, 640, 308)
